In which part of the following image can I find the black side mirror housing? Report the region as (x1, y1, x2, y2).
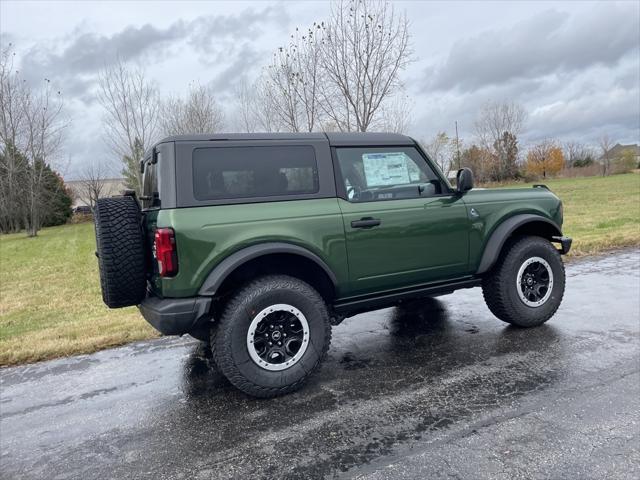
(456, 168, 474, 194)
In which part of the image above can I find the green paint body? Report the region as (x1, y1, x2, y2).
(147, 187, 563, 300)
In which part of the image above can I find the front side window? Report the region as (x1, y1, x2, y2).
(335, 147, 444, 202)
(193, 146, 318, 200)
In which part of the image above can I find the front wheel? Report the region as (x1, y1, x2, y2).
(482, 236, 566, 327)
(212, 275, 332, 398)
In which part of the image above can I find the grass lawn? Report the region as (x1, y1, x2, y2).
(1, 173, 638, 366)
(491, 173, 640, 255)
(0, 222, 158, 366)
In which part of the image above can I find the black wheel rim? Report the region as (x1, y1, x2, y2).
(247, 304, 309, 371)
(516, 256, 554, 307)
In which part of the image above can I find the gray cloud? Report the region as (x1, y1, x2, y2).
(426, 3, 639, 92)
(188, 6, 289, 56)
(209, 43, 264, 97)
(19, 5, 289, 96)
(20, 23, 185, 91)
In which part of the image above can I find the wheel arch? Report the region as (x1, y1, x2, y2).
(476, 214, 562, 275)
(198, 242, 338, 302)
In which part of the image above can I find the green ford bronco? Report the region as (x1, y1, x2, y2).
(95, 132, 571, 397)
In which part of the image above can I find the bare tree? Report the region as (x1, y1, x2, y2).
(564, 141, 595, 168)
(98, 59, 159, 194)
(599, 134, 614, 176)
(474, 100, 527, 149)
(377, 93, 412, 133)
(423, 132, 451, 174)
(260, 25, 324, 132)
(234, 80, 258, 133)
(77, 161, 112, 212)
(0, 44, 29, 233)
(22, 78, 67, 236)
(234, 78, 283, 133)
(318, 0, 412, 132)
(160, 83, 224, 136)
(474, 100, 526, 180)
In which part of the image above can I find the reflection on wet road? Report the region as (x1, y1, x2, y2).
(1, 250, 639, 479)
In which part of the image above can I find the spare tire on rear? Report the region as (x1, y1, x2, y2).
(94, 196, 147, 308)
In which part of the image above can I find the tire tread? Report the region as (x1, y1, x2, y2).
(95, 196, 146, 308)
(482, 236, 565, 327)
(212, 275, 331, 398)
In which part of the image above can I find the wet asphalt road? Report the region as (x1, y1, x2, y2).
(1, 250, 639, 480)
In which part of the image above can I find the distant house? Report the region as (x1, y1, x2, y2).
(606, 143, 640, 163)
(65, 178, 126, 209)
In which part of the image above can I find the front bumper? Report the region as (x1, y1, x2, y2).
(138, 295, 212, 336)
(552, 236, 572, 254)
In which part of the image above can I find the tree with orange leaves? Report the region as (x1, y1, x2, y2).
(526, 140, 565, 179)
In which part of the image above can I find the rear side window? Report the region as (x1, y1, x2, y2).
(142, 153, 161, 209)
(192, 146, 319, 200)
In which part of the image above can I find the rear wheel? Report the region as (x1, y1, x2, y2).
(212, 275, 331, 398)
(94, 196, 147, 308)
(482, 236, 565, 327)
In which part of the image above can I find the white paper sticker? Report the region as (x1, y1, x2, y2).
(362, 152, 411, 187)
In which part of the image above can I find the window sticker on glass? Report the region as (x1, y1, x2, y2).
(362, 152, 412, 187)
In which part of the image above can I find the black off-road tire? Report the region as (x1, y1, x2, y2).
(212, 275, 332, 398)
(94, 196, 147, 308)
(482, 236, 565, 328)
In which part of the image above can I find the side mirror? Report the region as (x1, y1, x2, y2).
(456, 168, 474, 194)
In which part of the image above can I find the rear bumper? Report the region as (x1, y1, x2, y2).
(552, 236, 572, 254)
(138, 295, 212, 336)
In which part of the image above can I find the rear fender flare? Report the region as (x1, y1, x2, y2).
(198, 242, 337, 296)
(476, 214, 562, 274)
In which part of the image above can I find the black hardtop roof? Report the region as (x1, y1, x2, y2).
(155, 131, 415, 147)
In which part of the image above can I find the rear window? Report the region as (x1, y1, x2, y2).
(192, 146, 319, 200)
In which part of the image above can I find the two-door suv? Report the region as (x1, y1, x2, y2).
(95, 132, 571, 397)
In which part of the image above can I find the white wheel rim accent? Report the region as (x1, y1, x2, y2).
(516, 256, 554, 307)
(246, 303, 310, 371)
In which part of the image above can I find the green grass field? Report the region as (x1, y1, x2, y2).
(0, 222, 158, 366)
(493, 173, 640, 255)
(1, 173, 638, 366)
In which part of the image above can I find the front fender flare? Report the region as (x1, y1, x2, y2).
(476, 214, 562, 275)
(198, 242, 338, 296)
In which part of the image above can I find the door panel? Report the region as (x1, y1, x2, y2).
(339, 196, 470, 296)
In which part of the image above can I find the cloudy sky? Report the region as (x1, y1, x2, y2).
(1, 0, 638, 178)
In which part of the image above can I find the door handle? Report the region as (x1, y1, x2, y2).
(351, 217, 381, 229)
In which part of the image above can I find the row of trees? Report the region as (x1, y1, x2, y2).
(422, 102, 632, 183)
(0, 46, 72, 235)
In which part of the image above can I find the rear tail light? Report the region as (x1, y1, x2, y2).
(154, 228, 178, 277)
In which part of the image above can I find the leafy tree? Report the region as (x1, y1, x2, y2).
(38, 161, 72, 227)
(121, 138, 145, 193)
(613, 149, 637, 174)
(474, 101, 526, 180)
(0, 142, 28, 233)
(526, 141, 564, 179)
(493, 131, 519, 181)
(461, 144, 495, 183)
(0, 147, 71, 232)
